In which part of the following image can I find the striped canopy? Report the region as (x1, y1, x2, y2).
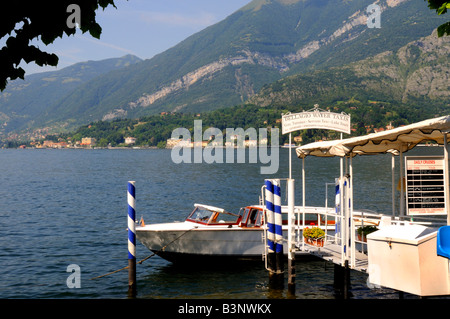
(296, 115, 450, 158)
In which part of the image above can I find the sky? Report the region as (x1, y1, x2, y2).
(22, 0, 252, 75)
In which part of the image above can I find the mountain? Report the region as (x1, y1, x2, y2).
(248, 30, 450, 109)
(0, 0, 448, 138)
(0, 54, 142, 135)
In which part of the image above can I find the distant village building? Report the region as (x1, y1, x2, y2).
(386, 122, 394, 130)
(293, 136, 302, 144)
(367, 122, 395, 133)
(166, 138, 191, 148)
(41, 140, 69, 148)
(193, 141, 209, 148)
(81, 137, 96, 147)
(166, 137, 267, 148)
(42, 140, 54, 148)
(244, 140, 257, 147)
(125, 137, 136, 145)
(260, 137, 268, 145)
(208, 140, 223, 147)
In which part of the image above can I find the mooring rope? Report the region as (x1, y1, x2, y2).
(90, 226, 197, 280)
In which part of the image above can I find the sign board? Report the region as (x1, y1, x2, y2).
(405, 156, 447, 215)
(282, 108, 351, 135)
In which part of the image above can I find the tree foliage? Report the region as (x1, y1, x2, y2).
(0, 0, 116, 91)
(53, 100, 438, 149)
(426, 0, 450, 36)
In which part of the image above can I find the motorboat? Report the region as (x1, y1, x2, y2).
(136, 203, 338, 263)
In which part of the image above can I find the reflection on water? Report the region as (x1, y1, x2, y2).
(137, 256, 404, 299)
(0, 147, 447, 299)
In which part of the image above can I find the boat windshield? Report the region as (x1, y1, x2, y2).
(186, 206, 240, 225)
(239, 207, 263, 227)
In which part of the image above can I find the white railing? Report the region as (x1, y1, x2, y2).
(296, 180, 448, 269)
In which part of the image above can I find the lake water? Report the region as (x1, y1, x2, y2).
(0, 147, 441, 299)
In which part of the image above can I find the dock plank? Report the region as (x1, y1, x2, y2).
(298, 241, 369, 273)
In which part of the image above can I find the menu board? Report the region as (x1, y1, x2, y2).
(405, 156, 446, 215)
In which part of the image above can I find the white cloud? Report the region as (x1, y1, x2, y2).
(138, 11, 217, 28)
(76, 34, 137, 56)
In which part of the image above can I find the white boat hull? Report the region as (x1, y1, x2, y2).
(136, 221, 334, 263)
(137, 222, 266, 262)
(135, 204, 346, 263)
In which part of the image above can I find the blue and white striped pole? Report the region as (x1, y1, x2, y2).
(128, 181, 136, 259)
(127, 181, 137, 296)
(273, 179, 284, 274)
(265, 179, 283, 275)
(265, 179, 275, 273)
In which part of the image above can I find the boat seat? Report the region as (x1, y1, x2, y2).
(437, 226, 450, 259)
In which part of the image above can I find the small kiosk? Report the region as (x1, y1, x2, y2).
(296, 115, 450, 297)
(367, 154, 450, 296)
(367, 224, 450, 296)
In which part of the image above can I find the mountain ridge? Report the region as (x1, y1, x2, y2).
(248, 30, 450, 109)
(0, 54, 142, 135)
(41, 0, 445, 122)
(0, 0, 448, 139)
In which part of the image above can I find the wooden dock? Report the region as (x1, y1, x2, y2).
(299, 241, 369, 273)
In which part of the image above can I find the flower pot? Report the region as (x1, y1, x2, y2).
(357, 226, 378, 242)
(305, 237, 324, 247)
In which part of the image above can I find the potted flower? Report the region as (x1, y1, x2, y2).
(303, 226, 325, 247)
(357, 225, 378, 242)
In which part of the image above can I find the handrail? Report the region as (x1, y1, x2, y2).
(261, 185, 268, 269)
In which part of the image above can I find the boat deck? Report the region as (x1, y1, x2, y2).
(298, 242, 369, 273)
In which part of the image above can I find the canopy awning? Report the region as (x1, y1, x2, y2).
(296, 115, 450, 158)
(194, 203, 228, 214)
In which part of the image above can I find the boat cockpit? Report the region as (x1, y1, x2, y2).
(185, 203, 335, 229)
(186, 204, 241, 226)
(239, 206, 264, 228)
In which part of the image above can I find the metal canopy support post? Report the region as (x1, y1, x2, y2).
(289, 133, 292, 179)
(339, 176, 345, 266)
(336, 170, 352, 267)
(399, 149, 405, 218)
(334, 170, 352, 299)
(287, 178, 296, 292)
(392, 153, 396, 216)
(349, 156, 355, 268)
(340, 133, 344, 179)
(344, 175, 350, 263)
(442, 134, 450, 290)
(444, 134, 450, 226)
(302, 157, 306, 251)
